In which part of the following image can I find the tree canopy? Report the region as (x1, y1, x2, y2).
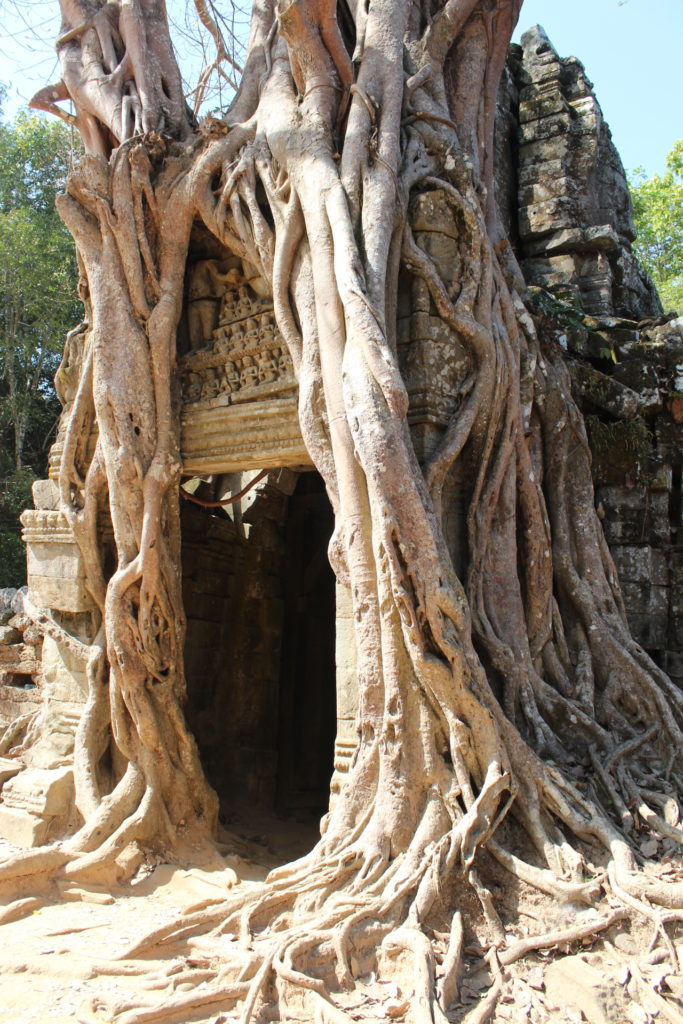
(0, 93, 80, 584)
(630, 139, 683, 314)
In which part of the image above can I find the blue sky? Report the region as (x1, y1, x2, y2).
(1, 0, 680, 176)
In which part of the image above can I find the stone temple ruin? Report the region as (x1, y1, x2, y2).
(0, 26, 681, 849)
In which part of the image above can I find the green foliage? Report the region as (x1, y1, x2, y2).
(527, 286, 586, 331)
(0, 91, 81, 584)
(629, 140, 683, 314)
(0, 467, 34, 586)
(0, 96, 80, 470)
(526, 287, 618, 361)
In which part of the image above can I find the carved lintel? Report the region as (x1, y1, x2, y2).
(181, 395, 311, 476)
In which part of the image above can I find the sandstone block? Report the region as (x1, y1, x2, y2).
(27, 571, 91, 615)
(0, 806, 50, 847)
(41, 635, 87, 703)
(519, 112, 573, 145)
(518, 92, 566, 123)
(0, 645, 39, 673)
(2, 766, 74, 817)
(31, 478, 60, 510)
(519, 200, 575, 240)
(611, 546, 668, 587)
(0, 757, 23, 786)
(522, 254, 578, 293)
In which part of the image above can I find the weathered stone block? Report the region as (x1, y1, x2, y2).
(41, 635, 87, 704)
(0, 757, 23, 786)
(29, 703, 80, 769)
(519, 112, 575, 145)
(519, 200, 576, 240)
(597, 487, 670, 545)
(2, 766, 73, 817)
(522, 254, 579, 293)
(625, 609, 668, 651)
(0, 807, 50, 847)
(31, 478, 60, 511)
(21, 509, 93, 614)
(665, 651, 683, 680)
(518, 92, 566, 123)
(0, 683, 41, 730)
(518, 177, 574, 209)
(656, 418, 683, 464)
(611, 546, 668, 587)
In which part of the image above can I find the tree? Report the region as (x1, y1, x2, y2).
(0, 99, 80, 584)
(630, 139, 683, 313)
(2, 2, 682, 1021)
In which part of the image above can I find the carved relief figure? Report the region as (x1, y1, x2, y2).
(187, 261, 242, 348)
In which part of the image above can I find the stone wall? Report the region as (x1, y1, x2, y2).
(496, 26, 662, 321)
(573, 316, 683, 689)
(493, 25, 682, 689)
(0, 588, 41, 732)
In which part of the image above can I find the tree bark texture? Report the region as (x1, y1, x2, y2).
(6, 0, 682, 1020)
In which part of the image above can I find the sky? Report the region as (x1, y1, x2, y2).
(0, 0, 680, 177)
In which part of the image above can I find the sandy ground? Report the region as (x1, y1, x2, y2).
(0, 823, 681, 1024)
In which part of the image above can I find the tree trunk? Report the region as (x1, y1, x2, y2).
(8, 0, 683, 1020)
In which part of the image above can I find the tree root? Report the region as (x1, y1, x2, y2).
(83, 834, 673, 1024)
(117, 981, 251, 1024)
(0, 896, 44, 924)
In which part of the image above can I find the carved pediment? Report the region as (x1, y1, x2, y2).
(180, 274, 309, 474)
(180, 290, 296, 410)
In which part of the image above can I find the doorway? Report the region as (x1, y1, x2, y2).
(181, 470, 337, 825)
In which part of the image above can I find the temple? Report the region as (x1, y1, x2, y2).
(1, 27, 681, 847)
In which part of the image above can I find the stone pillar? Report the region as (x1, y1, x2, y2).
(0, 480, 94, 846)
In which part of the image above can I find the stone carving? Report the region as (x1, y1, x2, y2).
(54, 321, 88, 408)
(21, 509, 93, 614)
(186, 260, 242, 349)
(180, 286, 295, 408)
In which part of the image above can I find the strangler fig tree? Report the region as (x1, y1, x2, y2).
(1, 1, 680, 1020)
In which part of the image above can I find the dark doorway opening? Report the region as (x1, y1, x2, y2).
(276, 473, 336, 813)
(181, 470, 336, 834)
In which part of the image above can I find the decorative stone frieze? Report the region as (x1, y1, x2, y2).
(182, 395, 310, 475)
(180, 281, 310, 473)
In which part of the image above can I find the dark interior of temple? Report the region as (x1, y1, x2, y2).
(181, 470, 337, 830)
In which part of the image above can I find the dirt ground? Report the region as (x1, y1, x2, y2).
(0, 816, 681, 1024)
